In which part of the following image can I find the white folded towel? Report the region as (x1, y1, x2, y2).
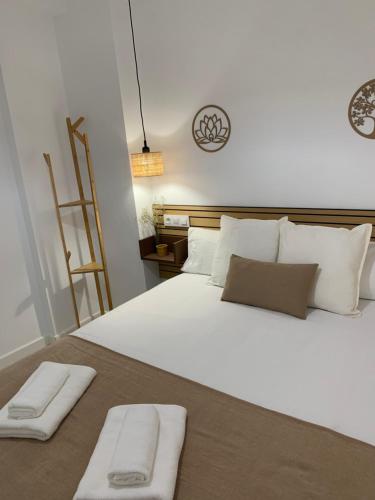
(0, 364, 96, 440)
(8, 362, 69, 419)
(108, 405, 159, 486)
(74, 404, 187, 500)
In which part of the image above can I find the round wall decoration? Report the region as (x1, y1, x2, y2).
(348, 79, 375, 139)
(192, 105, 231, 152)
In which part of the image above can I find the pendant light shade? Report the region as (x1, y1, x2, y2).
(128, 0, 164, 178)
(131, 151, 164, 177)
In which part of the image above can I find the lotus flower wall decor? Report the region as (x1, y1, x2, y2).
(192, 105, 231, 152)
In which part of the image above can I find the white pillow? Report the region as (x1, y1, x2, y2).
(360, 241, 375, 300)
(209, 215, 287, 287)
(278, 221, 372, 315)
(182, 227, 219, 275)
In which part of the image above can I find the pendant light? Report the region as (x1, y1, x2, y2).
(128, 0, 164, 177)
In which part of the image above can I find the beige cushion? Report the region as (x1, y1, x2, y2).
(221, 255, 318, 319)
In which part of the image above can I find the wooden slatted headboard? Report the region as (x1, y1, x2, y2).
(153, 204, 375, 279)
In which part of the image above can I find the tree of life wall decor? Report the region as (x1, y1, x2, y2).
(192, 105, 231, 152)
(348, 79, 375, 139)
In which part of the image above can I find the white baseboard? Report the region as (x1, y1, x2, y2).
(56, 310, 101, 338)
(0, 311, 101, 370)
(0, 337, 47, 370)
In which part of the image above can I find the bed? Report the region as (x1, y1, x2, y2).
(2, 205, 375, 499)
(75, 272, 375, 446)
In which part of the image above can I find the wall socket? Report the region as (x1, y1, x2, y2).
(163, 214, 190, 228)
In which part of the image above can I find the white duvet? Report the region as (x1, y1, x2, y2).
(74, 273, 375, 446)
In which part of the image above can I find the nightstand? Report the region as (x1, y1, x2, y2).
(139, 235, 188, 279)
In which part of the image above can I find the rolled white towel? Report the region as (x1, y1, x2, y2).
(74, 404, 187, 500)
(108, 405, 159, 486)
(0, 364, 96, 440)
(8, 362, 69, 419)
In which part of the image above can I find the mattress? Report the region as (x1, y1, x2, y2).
(75, 273, 375, 446)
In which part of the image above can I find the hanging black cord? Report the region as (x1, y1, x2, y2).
(128, 0, 149, 153)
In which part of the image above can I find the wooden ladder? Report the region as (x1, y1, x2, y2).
(43, 116, 113, 329)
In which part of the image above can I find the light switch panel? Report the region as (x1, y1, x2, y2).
(163, 214, 190, 228)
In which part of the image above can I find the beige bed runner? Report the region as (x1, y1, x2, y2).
(0, 336, 374, 500)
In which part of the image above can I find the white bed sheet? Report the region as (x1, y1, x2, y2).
(74, 273, 375, 446)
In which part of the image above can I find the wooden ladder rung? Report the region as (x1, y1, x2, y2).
(58, 199, 93, 208)
(70, 262, 104, 274)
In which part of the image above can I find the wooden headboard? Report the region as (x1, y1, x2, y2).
(153, 204, 375, 279)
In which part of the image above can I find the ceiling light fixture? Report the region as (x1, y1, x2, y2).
(128, 0, 164, 177)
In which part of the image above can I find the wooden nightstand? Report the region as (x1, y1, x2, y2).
(139, 235, 188, 279)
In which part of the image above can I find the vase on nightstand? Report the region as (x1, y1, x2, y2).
(156, 244, 168, 257)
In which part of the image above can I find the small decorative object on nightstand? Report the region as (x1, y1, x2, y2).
(156, 243, 168, 257)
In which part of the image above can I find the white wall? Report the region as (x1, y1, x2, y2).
(0, 0, 119, 364)
(118, 0, 375, 211)
(110, 0, 160, 289)
(0, 0, 84, 365)
(55, 0, 147, 306)
(0, 70, 43, 364)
